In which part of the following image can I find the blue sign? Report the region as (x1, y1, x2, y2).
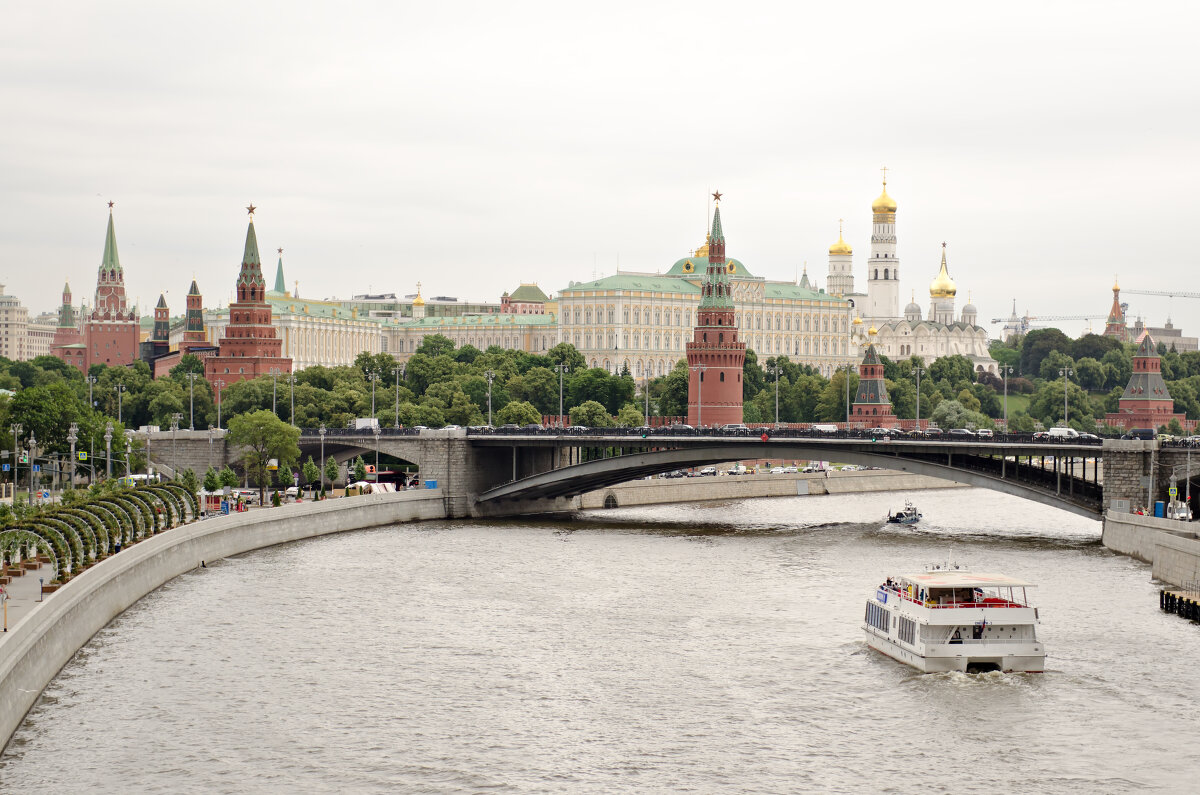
(32, 465, 41, 472)
(876, 588, 888, 604)
(1, 464, 8, 472)
(220, 501, 230, 515)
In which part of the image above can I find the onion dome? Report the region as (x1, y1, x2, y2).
(853, 315, 863, 326)
(905, 299, 922, 315)
(829, 221, 852, 255)
(868, 325, 878, 336)
(1113, 277, 1120, 292)
(929, 244, 957, 299)
(412, 282, 425, 306)
(872, 181, 897, 214)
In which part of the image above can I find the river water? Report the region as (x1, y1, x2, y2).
(2, 488, 1198, 793)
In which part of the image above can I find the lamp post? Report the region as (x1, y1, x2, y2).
(287, 374, 297, 426)
(373, 424, 381, 482)
(208, 426, 216, 471)
(1059, 368, 1075, 427)
(392, 365, 405, 427)
(86, 375, 97, 409)
(104, 423, 113, 479)
(691, 364, 708, 428)
(270, 368, 281, 415)
(767, 364, 781, 426)
(318, 424, 327, 492)
(114, 383, 126, 423)
(554, 364, 570, 427)
(10, 423, 21, 496)
(171, 413, 182, 478)
(368, 372, 379, 420)
(914, 367, 926, 427)
(485, 370, 496, 426)
(1001, 365, 1015, 431)
(125, 438, 132, 479)
(27, 432, 36, 503)
(215, 380, 225, 428)
(67, 422, 78, 490)
(643, 376, 650, 424)
(186, 372, 198, 430)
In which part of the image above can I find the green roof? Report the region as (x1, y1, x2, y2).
(273, 256, 286, 294)
(764, 282, 846, 303)
(665, 255, 752, 278)
(508, 284, 550, 302)
(561, 273, 702, 294)
(237, 220, 264, 287)
(101, 209, 122, 274)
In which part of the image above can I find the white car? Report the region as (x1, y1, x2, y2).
(783, 465, 799, 473)
(770, 466, 785, 474)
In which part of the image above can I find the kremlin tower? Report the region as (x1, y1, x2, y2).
(204, 206, 292, 400)
(851, 328, 897, 427)
(182, 278, 207, 352)
(685, 192, 746, 427)
(827, 220, 853, 297)
(928, 243, 957, 324)
(1104, 279, 1128, 341)
(50, 281, 85, 371)
(1105, 334, 1188, 431)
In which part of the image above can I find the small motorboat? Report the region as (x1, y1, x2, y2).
(886, 500, 922, 524)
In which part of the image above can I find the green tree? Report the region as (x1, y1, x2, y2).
(353, 455, 367, 483)
(1074, 357, 1105, 391)
(180, 468, 199, 495)
(226, 409, 301, 505)
(169, 354, 206, 377)
(569, 400, 612, 427)
(743, 349, 765, 401)
(616, 403, 644, 427)
(416, 334, 456, 358)
(956, 388, 981, 413)
(816, 370, 857, 422)
(1020, 328, 1073, 377)
(657, 360, 690, 419)
(324, 456, 340, 487)
(219, 466, 239, 489)
(496, 400, 541, 426)
(302, 456, 321, 489)
(203, 467, 220, 492)
(547, 342, 587, 372)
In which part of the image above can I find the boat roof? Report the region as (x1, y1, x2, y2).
(900, 571, 1036, 588)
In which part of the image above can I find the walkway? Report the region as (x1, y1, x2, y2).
(2, 561, 53, 634)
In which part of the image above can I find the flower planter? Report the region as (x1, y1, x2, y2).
(4, 567, 22, 577)
(36, 554, 51, 563)
(22, 560, 41, 570)
(41, 584, 61, 594)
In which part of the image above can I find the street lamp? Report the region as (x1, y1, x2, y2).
(208, 426, 216, 470)
(125, 438, 132, 479)
(392, 365, 405, 427)
(485, 370, 496, 426)
(67, 422, 78, 490)
(1059, 368, 1075, 427)
(1001, 365, 1015, 431)
(270, 368, 281, 415)
(553, 364, 570, 427)
(104, 423, 113, 479)
(318, 423, 327, 492)
(215, 380, 226, 428)
(186, 372, 198, 430)
(767, 364, 781, 426)
(86, 375, 97, 409)
(373, 424, 381, 482)
(171, 413, 182, 478)
(691, 364, 708, 428)
(914, 367, 927, 427)
(367, 372, 380, 420)
(114, 383, 126, 423)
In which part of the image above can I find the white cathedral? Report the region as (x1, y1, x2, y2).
(827, 177, 997, 374)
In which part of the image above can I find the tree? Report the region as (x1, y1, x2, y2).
(324, 456, 340, 487)
(203, 466, 220, 492)
(816, 370, 857, 422)
(169, 354, 206, 377)
(496, 400, 541, 426)
(616, 403, 644, 427)
(353, 455, 367, 483)
(302, 456, 321, 489)
(1020, 328, 1072, 377)
(547, 342, 587, 372)
(657, 360, 690, 419)
(180, 468, 199, 495)
(928, 355, 976, 387)
(1074, 357, 1106, 392)
(931, 399, 993, 431)
(743, 349, 765, 401)
(219, 466, 239, 489)
(416, 334, 456, 358)
(956, 388, 981, 413)
(226, 409, 301, 505)
(569, 400, 612, 427)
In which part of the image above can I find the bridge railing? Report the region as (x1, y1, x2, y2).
(299, 427, 422, 438)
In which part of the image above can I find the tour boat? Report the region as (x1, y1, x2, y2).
(885, 500, 922, 525)
(862, 565, 1045, 673)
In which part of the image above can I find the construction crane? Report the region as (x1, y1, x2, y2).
(1122, 289, 1200, 299)
(991, 312, 1109, 337)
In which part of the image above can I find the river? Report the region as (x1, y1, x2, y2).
(2, 488, 1198, 793)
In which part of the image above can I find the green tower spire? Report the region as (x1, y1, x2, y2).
(237, 208, 265, 288)
(699, 195, 733, 310)
(273, 250, 286, 294)
(101, 206, 122, 274)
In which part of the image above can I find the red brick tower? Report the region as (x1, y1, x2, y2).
(182, 278, 207, 352)
(851, 329, 898, 427)
(1103, 278, 1127, 341)
(81, 204, 141, 368)
(685, 192, 745, 427)
(1105, 333, 1187, 430)
(50, 280, 86, 372)
(204, 206, 292, 401)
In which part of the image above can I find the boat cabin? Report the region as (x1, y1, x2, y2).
(882, 571, 1035, 609)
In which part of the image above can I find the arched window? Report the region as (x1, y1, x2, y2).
(884, 268, 889, 279)
(720, 371, 725, 382)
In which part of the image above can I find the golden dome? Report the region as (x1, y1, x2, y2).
(1113, 277, 1120, 292)
(829, 220, 852, 255)
(868, 325, 878, 336)
(929, 245, 957, 299)
(872, 181, 897, 214)
(853, 315, 863, 326)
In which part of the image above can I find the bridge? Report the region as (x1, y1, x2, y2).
(281, 427, 1180, 520)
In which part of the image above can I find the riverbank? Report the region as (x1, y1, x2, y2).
(0, 489, 447, 752)
(579, 468, 966, 509)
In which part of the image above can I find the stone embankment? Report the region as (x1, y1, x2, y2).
(0, 489, 447, 751)
(580, 468, 965, 509)
(1102, 511, 1200, 588)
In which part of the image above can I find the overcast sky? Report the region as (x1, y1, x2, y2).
(2, 1, 1195, 339)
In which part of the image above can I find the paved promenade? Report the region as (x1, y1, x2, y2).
(2, 560, 53, 634)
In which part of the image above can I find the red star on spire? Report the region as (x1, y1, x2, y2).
(107, 201, 114, 209)
(246, 203, 257, 216)
(277, 247, 283, 255)
(712, 190, 723, 203)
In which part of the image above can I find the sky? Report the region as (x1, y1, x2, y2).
(2, 0, 1196, 339)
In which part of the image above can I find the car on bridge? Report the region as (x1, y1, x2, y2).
(947, 428, 975, 438)
(976, 429, 994, 439)
(922, 427, 944, 437)
(699, 466, 718, 476)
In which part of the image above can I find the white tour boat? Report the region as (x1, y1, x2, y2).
(862, 565, 1045, 673)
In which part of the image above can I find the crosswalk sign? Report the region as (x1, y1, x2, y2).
(78, 452, 88, 461)
(1, 464, 8, 472)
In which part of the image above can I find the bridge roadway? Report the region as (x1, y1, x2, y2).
(299, 428, 1113, 519)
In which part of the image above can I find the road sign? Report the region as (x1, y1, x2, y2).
(1, 465, 7, 472)
(19, 454, 28, 464)
(41, 491, 49, 499)
(1169, 486, 1178, 497)
(32, 464, 41, 472)
(78, 452, 88, 461)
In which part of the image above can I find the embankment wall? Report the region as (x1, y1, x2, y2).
(580, 469, 965, 509)
(0, 489, 447, 751)
(1102, 511, 1200, 587)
